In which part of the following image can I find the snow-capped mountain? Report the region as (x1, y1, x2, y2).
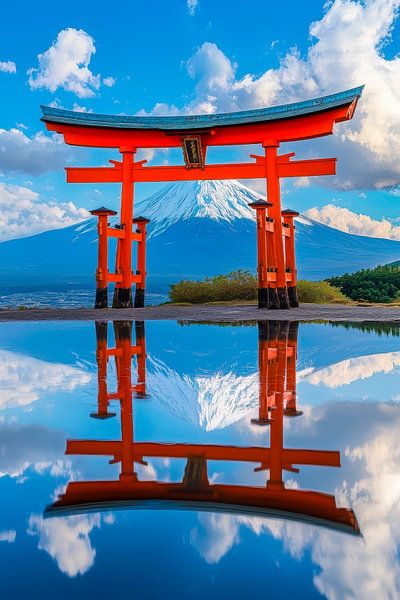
(135, 180, 260, 238)
(0, 179, 399, 294)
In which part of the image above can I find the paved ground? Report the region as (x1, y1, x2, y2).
(0, 303, 399, 323)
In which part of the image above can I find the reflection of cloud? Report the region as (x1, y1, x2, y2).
(0, 350, 91, 409)
(267, 419, 400, 600)
(0, 423, 64, 478)
(192, 402, 400, 599)
(148, 355, 258, 431)
(28, 514, 101, 577)
(299, 350, 400, 388)
(0, 530, 16, 543)
(190, 513, 239, 564)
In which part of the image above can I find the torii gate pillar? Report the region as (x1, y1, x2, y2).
(282, 209, 300, 308)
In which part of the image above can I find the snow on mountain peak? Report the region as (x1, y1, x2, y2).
(146, 354, 259, 431)
(135, 180, 262, 238)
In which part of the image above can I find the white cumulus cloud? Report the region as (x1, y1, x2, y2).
(305, 204, 400, 240)
(0, 183, 89, 241)
(0, 127, 76, 175)
(0, 61, 16, 74)
(72, 103, 93, 113)
(103, 76, 115, 87)
(28, 28, 101, 98)
(187, 0, 199, 16)
(144, 0, 400, 190)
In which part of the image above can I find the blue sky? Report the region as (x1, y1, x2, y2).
(0, 0, 400, 241)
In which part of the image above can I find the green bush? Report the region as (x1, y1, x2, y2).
(169, 270, 257, 303)
(297, 280, 350, 304)
(169, 270, 350, 304)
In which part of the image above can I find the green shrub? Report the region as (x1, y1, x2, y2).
(169, 270, 257, 303)
(297, 280, 350, 304)
(169, 271, 350, 304)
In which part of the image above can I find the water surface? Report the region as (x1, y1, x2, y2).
(0, 319, 399, 599)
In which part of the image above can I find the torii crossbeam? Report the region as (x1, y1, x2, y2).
(41, 85, 363, 309)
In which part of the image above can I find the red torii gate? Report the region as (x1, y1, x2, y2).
(44, 319, 360, 535)
(41, 86, 363, 309)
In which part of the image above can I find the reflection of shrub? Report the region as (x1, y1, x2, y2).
(297, 280, 350, 304)
(169, 270, 257, 303)
(169, 270, 350, 304)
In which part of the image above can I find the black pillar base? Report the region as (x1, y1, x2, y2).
(251, 418, 272, 426)
(135, 320, 145, 341)
(90, 412, 116, 420)
(268, 288, 281, 310)
(284, 409, 303, 418)
(113, 320, 132, 340)
(112, 287, 133, 308)
(277, 287, 290, 309)
(95, 321, 108, 341)
(277, 320, 290, 339)
(258, 320, 268, 340)
(134, 287, 145, 308)
(268, 321, 280, 339)
(258, 287, 269, 308)
(95, 287, 108, 309)
(288, 286, 299, 308)
(288, 321, 299, 341)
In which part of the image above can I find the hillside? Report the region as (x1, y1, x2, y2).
(0, 180, 399, 296)
(329, 263, 400, 303)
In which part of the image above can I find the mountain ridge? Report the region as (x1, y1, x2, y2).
(0, 180, 399, 292)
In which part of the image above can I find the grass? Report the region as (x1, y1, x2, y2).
(169, 270, 257, 304)
(297, 280, 351, 304)
(169, 270, 352, 305)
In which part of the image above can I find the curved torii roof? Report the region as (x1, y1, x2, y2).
(41, 86, 363, 131)
(44, 481, 361, 535)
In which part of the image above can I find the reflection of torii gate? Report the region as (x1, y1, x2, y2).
(46, 320, 359, 534)
(41, 86, 363, 310)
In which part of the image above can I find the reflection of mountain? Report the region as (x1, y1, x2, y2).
(147, 355, 258, 431)
(146, 345, 400, 430)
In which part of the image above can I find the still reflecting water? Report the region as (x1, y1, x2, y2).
(0, 319, 399, 599)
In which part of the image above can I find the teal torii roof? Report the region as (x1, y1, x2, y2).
(41, 86, 364, 131)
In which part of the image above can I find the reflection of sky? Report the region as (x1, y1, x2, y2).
(0, 320, 399, 599)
